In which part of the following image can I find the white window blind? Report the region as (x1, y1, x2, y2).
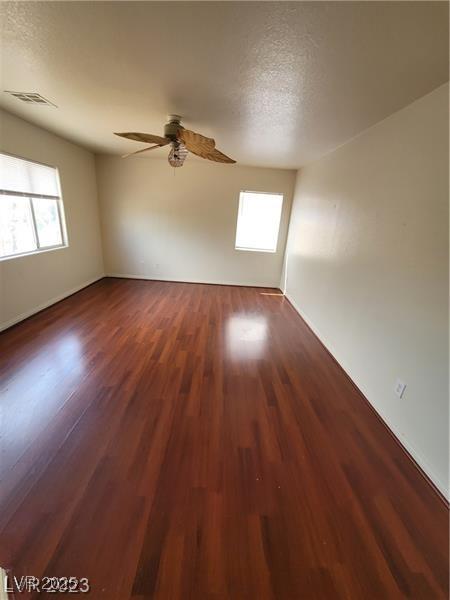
(0, 153, 67, 259)
(235, 191, 283, 253)
(0, 153, 60, 198)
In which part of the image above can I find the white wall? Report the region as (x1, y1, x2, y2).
(283, 83, 449, 497)
(96, 156, 295, 287)
(0, 111, 104, 330)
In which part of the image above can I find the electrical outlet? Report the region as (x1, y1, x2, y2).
(394, 379, 406, 398)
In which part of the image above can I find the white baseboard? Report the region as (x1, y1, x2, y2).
(284, 292, 448, 500)
(105, 272, 278, 289)
(0, 275, 104, 332)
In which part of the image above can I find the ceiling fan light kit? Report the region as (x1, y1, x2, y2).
(114, 115, 236, 167)
(168, 141, 189, 167)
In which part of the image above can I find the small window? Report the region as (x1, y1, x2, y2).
(0, 153, 67, 260)
(235, 190, 283, 253)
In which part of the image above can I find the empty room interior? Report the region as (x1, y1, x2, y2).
(0, 1, 449, 598)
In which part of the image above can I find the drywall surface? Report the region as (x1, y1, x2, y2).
(96, 156, 295, 287)
(283, 83, 449, 496)
(0, 110, 104, 330)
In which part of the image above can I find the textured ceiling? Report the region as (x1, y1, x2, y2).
(0, 1, 448, 169)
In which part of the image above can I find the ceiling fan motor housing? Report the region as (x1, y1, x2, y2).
(164, 115, 183, 140)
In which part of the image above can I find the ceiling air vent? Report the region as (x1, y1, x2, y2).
(4, 91, 57, 107)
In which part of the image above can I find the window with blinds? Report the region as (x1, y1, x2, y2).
(0, 153, 68, 259)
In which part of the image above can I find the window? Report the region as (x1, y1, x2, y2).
(0, 153, 67, 260)
(235, 191, 283, 252)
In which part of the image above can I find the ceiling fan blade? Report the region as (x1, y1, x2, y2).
(121, 144, 165, 158)
(177, 128, 215, 154)
(115, 132, 169, 145)
(205, 148, 236, 163)
(188, 146, 236, 164)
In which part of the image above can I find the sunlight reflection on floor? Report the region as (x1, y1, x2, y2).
(225, 314, 268, 360)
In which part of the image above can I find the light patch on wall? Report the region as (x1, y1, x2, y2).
(293, 212, 330, 259)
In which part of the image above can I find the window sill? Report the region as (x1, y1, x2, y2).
(0, 244, 69, 262)
(235, 246, 277, 254)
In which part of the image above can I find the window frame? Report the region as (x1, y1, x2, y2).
(234, 189, 284, 254)
(0, 152, 68, 261)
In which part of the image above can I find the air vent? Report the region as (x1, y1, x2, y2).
(4, 91, 57, 107)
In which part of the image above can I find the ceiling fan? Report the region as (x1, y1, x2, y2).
(114, 115, 236, 167)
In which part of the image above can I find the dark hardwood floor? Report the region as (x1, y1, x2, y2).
(0, 278, 448, 599)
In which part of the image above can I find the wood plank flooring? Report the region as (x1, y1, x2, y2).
(0, 278, 448, 599)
